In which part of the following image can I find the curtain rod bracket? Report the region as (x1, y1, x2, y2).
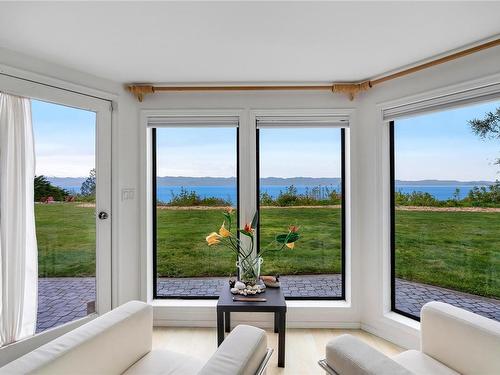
(127, 85, 155, 102)
(331, 81, 372, 100)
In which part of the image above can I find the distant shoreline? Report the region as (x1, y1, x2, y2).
(47, 176, 496, 188)
(68, 203, 500, 213)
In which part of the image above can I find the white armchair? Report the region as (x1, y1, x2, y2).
(1, 301, 273, 375)
(319, 301, 500, 375)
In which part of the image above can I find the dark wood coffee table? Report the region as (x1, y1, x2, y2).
(217, 283, 287, 367)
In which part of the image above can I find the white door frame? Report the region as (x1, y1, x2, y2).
(0, 73, 113, 315)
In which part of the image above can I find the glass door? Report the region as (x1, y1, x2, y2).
(31, 97, 111, 333)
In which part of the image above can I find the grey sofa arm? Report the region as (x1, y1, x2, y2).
(319, 334, 411, 375)
(198, 325, 272, 375)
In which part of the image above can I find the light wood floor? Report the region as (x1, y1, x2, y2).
(153, 327, 403, 375)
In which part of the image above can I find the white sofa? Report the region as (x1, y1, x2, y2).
(0, 301, 272, 375)
(319, 301, 500, 375)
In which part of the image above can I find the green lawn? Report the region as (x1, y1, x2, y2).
(155, 209, 235, 277)
(395, 210, 500, 298)
(36, 203, 95, 277)
(259, 207, 341, 276)
(34, 204, 500, 299)
(155, 207, 342, 278)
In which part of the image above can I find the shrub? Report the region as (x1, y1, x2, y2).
(260, 185, 341, 207)
(465, 181, 500, 206)
(260, 191, 275, 206)
(166, 187, 231, 207)
(276, 186, 300, 206)
(395, 183, 500, 208)
(395, 191, 440, 206)
(34, 175, 69, 202)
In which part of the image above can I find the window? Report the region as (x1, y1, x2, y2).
(256, 118, 346, 300)
(150, 113, 348, 300)
(390, 100, 500, 321)
(152, 119, 239, 298)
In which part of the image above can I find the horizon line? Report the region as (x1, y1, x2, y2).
(46, 175, 497, 183)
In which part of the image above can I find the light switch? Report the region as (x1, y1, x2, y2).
(121, 188, 135, 201)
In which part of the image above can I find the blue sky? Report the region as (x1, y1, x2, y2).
(259, 128, 341, 178)
(32, 99, 499, 181)
(32, 99, 95, 177)
(395, 100, 499, 181)
(155, 127, 341, 178)
(156, 127, 237, 177)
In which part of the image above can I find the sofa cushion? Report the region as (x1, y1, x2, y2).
(123, 350, 204, 375)
(326, 334, 412, 375)
(393, 350, 459, 375)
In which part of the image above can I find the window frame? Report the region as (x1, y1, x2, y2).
(389, 120, 418, 320)
(151, 125, 240, 300)
(255, 127, 346, 301)
(382, 77, 500, 323)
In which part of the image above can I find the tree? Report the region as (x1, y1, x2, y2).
(80, 168, 96, 197)
(468, 107, 500, 166)
(34, 175, 68, 201)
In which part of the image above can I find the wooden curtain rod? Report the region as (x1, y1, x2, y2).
(128, 37, 500, 102)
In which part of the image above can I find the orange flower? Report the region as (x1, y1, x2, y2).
(289, 225, 300, 233)
(225, 207, 234, 214)
(286, 242, 295, 249)
(219, 222, 231, 238)
(206, 232, 221, 246)
(244, 223, 254, 233)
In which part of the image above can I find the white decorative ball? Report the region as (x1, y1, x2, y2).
(234, 281, 246, 290)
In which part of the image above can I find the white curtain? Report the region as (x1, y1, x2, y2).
(0, 93, 38, 345)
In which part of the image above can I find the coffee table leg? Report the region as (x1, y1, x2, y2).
(278, 311, 286, 367)
(225, 311, 231, 332)
(274, 312, 279, 333)
(217, 310, 224, 346)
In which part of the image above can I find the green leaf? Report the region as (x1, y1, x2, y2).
(251, 211, 259, 229)
(276, 232, 300, 244)
(238, 229, 254, 238)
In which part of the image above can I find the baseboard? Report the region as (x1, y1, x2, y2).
(154, 318, 361, 329)
(153, 303, 361, 329)
(361, 321, 419, 350)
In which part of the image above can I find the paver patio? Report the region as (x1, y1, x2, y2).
(37, 275, 500, 332)
(37, 278, 95, 333)
(395, 279, 500, 321)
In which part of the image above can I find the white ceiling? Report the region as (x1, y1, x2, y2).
(0, 2, 499, 84)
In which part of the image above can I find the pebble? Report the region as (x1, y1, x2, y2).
(234, 281, 246, 290)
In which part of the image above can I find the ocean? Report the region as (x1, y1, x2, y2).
(59, 184, 485, 205)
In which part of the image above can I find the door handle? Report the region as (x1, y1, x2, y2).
(98, 211, 109, 220)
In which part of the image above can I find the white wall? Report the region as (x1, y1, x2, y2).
(1, 44, 499, 353)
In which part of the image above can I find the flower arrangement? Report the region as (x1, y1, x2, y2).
(205, 207, 300, 285)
